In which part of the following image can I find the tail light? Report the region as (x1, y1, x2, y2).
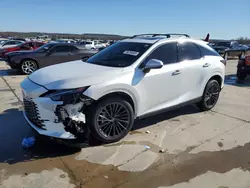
(220, 59, 226, 66)
(245, 56, 250, 66)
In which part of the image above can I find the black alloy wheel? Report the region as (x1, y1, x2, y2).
(197, 80, 221, 111)
(89, 97, 134, 143)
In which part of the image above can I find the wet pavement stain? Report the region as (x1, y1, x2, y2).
(103, 141, 137, 147)
(2, 141, 250, 188)
(129, 130, 143, 135)
(170, 118, 180, 122)
(218, 142, 224, 147)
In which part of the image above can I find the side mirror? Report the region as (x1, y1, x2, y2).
(141, 59, 163, 73)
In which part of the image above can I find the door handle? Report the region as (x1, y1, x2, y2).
(203, 63, 211, 67)
(172, 70, 181, 76)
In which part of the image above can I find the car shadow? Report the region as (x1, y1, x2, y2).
(225, 74, 250, 87)
(133, 104, 200, 130)
(0, 68, 22, 76)
(0, 108, 80, 165)
(0, 105, 200, 164)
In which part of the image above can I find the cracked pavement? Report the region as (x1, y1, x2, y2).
(1, 60, 250, 188)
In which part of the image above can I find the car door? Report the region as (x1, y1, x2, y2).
(70, 46, 82, 60)
(44, 45, 76, 67)
(177, 41, 211, 103)
(134, 42, 184, 116)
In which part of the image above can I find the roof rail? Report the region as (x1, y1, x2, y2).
(131, 33, 190, 38)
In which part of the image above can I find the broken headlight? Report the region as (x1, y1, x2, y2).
(44, 86, 89, 102)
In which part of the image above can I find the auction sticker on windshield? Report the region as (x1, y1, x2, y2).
(123, 50, 139, 56)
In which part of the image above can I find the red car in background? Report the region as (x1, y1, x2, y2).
(0, 41, 45, 58)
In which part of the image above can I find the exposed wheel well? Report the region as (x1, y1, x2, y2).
(97, 92, 135, 112)
(209, 75, 222, 87)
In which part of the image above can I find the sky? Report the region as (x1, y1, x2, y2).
(0, 0, 249, 39)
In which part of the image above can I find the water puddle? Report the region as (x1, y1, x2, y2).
(2, 140, 250, 188)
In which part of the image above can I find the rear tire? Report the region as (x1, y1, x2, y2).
(88, 97, 134, 143)
(197, 80, 221, 111)
(20, 59, 38, 75)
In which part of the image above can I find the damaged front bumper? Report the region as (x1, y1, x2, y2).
(21, 78, 93, 140)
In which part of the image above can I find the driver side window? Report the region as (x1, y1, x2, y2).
(145, 42, 178, 65)
(50, 46, 71, 54)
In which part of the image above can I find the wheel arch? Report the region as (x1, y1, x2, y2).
(95, 91, 137, 118)
(209, 74, 223, 88)
(199, 73, 224, 97)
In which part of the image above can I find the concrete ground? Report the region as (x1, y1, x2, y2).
(0, 60, 250, 188)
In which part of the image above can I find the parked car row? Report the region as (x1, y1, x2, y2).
(0, 41, 45, 58)
(208, 40, 250, 58)
(20, 33, 226, 143)
(5, 42, 98, 74)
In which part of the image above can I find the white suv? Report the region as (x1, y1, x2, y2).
(20, 34, 225, 143)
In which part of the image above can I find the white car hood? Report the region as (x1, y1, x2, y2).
(29, 60, 124, 90)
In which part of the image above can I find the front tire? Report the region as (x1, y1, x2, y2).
(88, 97, 134, 143)
(20, 59, 38, 75)
(197, 80, 221, 111)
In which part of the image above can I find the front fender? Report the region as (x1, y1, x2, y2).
(83, 83, 140, 117)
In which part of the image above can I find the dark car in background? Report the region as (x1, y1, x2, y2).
(5, 43, 98, 74)
(209, 41, 232, 55)
(0, 41, 45, 58)
(237, 55, 250, 80)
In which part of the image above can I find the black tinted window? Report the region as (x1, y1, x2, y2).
(20, 43, 31, 50)
(146, 42, 177, 64)
(36, 43, 56, 52)
(53, 46, 72, 53)
(178, 42, 201, 61)
(35, 43, 44, 47)
(197, 44, 220, 57)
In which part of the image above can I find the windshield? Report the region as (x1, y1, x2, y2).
(86, 42, 152, 67)
(35, 43, 56, 52)
(0, 40, 7, 44)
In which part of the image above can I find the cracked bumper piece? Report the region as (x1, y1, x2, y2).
(23, 97, 76, 139)
(21, 78, 77, 139)
(23, 111, 76, 139)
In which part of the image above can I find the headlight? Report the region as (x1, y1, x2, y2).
(45, 86, 89, 102)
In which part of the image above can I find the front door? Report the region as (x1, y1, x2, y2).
(134, 42, 183, 116)
(44, 45, 77, 67)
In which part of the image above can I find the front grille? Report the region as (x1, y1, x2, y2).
(23, 98, 46, 129)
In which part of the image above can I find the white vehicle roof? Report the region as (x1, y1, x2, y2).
(122, 34, 208, 46)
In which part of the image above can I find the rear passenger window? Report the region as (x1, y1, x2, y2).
(146, 42, 177, 65)
(178, 42, 201, 61)
(53, 46, 72, 53)
(197, 44, 220, 57)
(36, 43, 44, 47)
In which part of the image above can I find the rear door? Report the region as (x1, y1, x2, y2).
(177, 41, 210, 103)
